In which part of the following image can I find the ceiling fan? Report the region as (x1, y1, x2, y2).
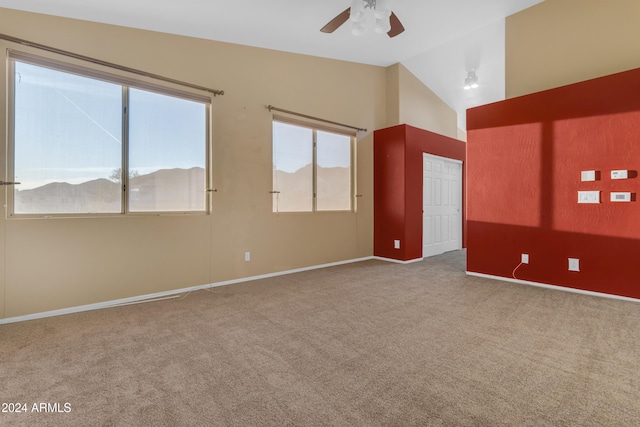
(321, 0, 405, 38)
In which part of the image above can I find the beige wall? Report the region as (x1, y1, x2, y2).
(385, 65, 401, 128)
(0, 8, 388, 319)
(457, 129, 467, 142)
(385, 64, 458, 139)
(506, 0, 640, 98)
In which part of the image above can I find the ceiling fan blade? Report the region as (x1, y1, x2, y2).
(320, 8, 351, 33)
(387, 12, 405, 38)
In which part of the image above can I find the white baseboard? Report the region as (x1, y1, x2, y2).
(466, 271, 640, 304)
(0, 256, 375, 325)
(372, 256, 424, 264)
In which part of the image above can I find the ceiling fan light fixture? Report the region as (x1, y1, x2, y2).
(352, 20, 367, 36)
(374, 0, 392, 19)
(374, 16, 391, 34)
(320, 1, 404, 38)
(349, 0, 366, 23)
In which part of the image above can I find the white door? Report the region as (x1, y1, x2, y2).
(422, 153, 462, 258)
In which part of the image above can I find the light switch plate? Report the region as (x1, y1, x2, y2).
(578, 191, 600, 204)
(581, 170, 596, 182)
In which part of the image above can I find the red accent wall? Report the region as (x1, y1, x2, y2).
(467, 67, 640, 299)
(374, 124, 466, 261)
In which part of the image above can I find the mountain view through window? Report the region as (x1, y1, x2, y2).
(272, 120, 352, 212)
(11, 60, 208, 214)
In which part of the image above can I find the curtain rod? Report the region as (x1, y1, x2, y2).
(0, 33, 224, 96)
(267, 105, 367, 133)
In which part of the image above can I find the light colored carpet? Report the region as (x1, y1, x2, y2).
(1, 250, 640, 426)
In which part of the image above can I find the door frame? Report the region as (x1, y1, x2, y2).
(422, 152, 463, 258)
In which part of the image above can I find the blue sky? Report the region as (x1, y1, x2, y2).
(272, 121, 351, 173)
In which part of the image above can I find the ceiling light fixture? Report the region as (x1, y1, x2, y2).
(464, 70, 479, 90)
(349, 0, 392, 36)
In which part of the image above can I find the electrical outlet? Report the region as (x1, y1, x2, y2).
(568, 258, 580, 272)
(521, 254, 529, 264)
(394, 240, 400, 249)
(244, 251, 251, 262)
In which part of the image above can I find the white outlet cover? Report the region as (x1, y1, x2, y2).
(521, 254, 529, 264)
(394, 240, 400, 249)
(568, 258, 580, 272)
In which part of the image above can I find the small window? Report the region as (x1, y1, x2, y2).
(9, 53, 210, 216)
(272, 119, 353, 212)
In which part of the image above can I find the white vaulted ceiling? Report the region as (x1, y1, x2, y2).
(0, 0, 543, 130)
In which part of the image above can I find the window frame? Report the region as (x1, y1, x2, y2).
(271, 115, 355, 213)
(7, 50, 213, 218)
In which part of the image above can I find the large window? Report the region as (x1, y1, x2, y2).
(9, 54, 210, 216)
(272, 119, 353, 212)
